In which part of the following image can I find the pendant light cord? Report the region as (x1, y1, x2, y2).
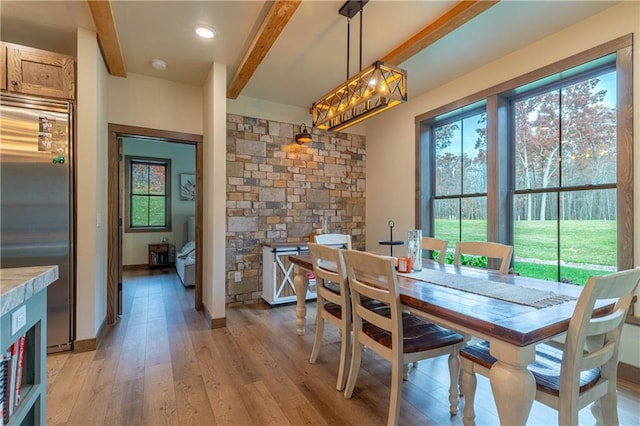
(359, 1, 363, 71)
(346, 18, 350, 79)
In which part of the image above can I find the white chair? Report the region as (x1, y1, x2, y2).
(459, 268, 640, 426)
(342, 249, 464, 426)
(422, 237, 448, 265)
(314, 233, 352, 249)
(307, 243, 352, 391)
(453, 241, 513, 275)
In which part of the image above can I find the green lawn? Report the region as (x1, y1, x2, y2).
(434, 219, 616, 285)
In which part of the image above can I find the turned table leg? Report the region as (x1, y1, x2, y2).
(489, 340, 536, 426)
(292, 264, 309, 336)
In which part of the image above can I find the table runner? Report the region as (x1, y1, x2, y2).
(399, 269, 576, 309)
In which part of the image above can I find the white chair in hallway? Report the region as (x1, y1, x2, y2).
(453, 241, 513, 274)
(459, 268, 640, 426)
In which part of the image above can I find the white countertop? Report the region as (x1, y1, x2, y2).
(0, 265, 59, 316)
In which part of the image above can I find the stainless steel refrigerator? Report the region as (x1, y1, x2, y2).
(1, 94, 74, 353)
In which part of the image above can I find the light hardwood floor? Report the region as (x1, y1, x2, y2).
(47, 269, 640, 425)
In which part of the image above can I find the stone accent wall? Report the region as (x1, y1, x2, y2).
(226, 114, 366, 304)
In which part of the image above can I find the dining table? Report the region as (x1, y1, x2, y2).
(288, 253, 612, 426)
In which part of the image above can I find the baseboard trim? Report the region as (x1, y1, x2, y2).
(73, 316, 106, 353)
(618, 361, 640, 385)
(211, 317, 226, 328)
(73, 338, 96, 353)
(123, 264, 149, 270)
(203, 305, 226, 329)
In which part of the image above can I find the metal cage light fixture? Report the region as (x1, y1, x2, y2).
(311, 1, 407, 132)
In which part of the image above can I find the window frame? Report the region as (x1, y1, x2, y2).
(416, 34, 633, 275)
(124, 155, 172, 233)
(430, 105, 489, 242)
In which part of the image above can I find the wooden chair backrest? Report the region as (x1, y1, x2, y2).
(308, 243, 349, 311)
(342, 250, 402, 352)
(560, 268, 640, 403)
(422, 237, 448, 265)
(453, 241, 513, 275)
(314, 233, 352, 249)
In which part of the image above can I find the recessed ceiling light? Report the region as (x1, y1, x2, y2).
(194, 25, 215, 39)
(150, 58, 167, 71)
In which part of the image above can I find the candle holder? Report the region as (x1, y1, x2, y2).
(407, 229, 422, 271)
(378, 219, 404, 256)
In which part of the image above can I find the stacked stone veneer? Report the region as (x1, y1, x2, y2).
(226, 114, 366, 304)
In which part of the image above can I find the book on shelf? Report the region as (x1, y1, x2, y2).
(2, 335, 26, 425)
(14, 336, 25, 407)
(1, 354, 7, 425)
(7, 343, 16, 419)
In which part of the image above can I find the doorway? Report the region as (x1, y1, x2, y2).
(107, 123, 203, 325)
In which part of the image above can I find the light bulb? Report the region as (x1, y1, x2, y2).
(194, 25, 215, 39)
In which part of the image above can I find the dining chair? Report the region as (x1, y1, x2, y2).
(453, 241, 513, 274)
(314, 233, 352, 249)
(459, 268, 640, 426)
(342, 249, 464, 426)
(422, 236, 448, 265)
(307, 243, 352, 391)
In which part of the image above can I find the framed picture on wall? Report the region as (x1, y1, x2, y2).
(180, 173, 196, 201)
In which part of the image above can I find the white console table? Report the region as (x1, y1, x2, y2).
(262, 242, 316, 305)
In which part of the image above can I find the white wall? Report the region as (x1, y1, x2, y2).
(364, 1, 640, 367)
(227, 94, 367, 136)
(107, 73, 203, 134)
(228, 95, 310, 126)
(203, 62, 227, 322)
(76, 27, 108, 340)
(121, 138, 196, 265)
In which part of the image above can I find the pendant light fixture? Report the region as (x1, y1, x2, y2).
(312, 0, 407, 132)
(295, 123, 313, 144)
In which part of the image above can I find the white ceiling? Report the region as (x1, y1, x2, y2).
(0, 1, 621, 110)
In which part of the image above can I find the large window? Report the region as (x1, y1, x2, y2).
(125, 156, 171, 232)
(432, 109, 487, 247)
(418, 36, 632, 288)
(512, 68, 617, 283)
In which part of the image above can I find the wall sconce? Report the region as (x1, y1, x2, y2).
(295, 123, 313, 144)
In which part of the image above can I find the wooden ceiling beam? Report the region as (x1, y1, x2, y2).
(381, 0, 500, 67)
(227, 0, 301, 100)
(87, 0, 126, 77)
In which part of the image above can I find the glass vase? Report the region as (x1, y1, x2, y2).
(407, 229, 422, 272)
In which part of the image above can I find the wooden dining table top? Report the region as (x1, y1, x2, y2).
(288, 254, 612, 348)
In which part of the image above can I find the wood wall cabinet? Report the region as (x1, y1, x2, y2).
(2, 42, 75, 100)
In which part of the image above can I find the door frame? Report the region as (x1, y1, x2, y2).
(107, 123, 203, 325)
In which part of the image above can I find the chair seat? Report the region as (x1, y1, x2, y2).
(323, 298, 387, 320)
(460, 341, 601, 396)
(324, 302, 343, 319)
(362, 315, 463, 353)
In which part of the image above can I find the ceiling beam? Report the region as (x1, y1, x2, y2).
(227, 0, 301, 100)
(381, 0, 500, 66)
(87, 0, 126, 77)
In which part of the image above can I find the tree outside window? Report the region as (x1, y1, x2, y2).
(432, 109, 488, 257)
(125, 156, 171, 232)
(512, 69, 617, 284)
(420, 61, 624, 285)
